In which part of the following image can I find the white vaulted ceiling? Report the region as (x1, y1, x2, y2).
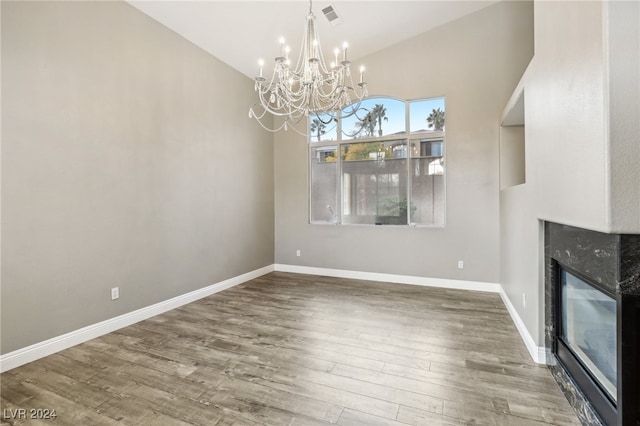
(127, 1, 499, 79)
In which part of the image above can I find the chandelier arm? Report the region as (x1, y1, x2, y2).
(261, 118, 305, 137)
(258, 96, 304, 117)
(312, 113, 338, 127)
(279, 81, 304, 101)
(315, 83, 342, 99)
(341, 103, 368, 121)
(249, 105, 269, 120)
(254, 117, 287, 133)
(249, 0, 368, 134)
(252, 108, 308, 136)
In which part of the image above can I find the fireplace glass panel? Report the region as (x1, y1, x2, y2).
(561, 269, 617, 401)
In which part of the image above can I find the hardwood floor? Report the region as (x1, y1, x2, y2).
(1, 272, 579, 425)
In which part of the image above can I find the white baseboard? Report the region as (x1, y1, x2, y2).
(275, 263, 546, 364)
(498, 287, 546, 364)
(0, 265, 274, 373)
(1, 263, 546, 371)
(274, 264, 502, 293)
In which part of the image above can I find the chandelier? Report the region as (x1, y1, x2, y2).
(249, 0, 368, 134)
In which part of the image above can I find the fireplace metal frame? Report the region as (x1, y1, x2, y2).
(553, 260, 616, 425)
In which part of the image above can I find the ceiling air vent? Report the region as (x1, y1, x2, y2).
(322, 5, 343, 26)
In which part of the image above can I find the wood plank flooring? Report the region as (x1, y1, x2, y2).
(1, 272, 579, 425)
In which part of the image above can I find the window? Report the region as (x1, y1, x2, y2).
(310, 97, 445, 226)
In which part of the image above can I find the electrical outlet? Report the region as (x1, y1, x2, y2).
(296, 249, 301, 257)
(111, 287, 120, 300)
(522, 293, 526, 308)
(457, 260, 464, 269)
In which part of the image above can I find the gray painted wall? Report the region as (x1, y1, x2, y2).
(529, 1, 608, 232)
(1, 1, 274, 354)
(500, 0, 640, 347)
(274, 2, 534, 284)
(607, 1, 640, 234)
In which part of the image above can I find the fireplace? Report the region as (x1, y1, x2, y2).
(544, 223, 640, 426)
(556, 264, 617, 424)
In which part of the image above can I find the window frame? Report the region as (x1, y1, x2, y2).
(309, 96, 446, 227)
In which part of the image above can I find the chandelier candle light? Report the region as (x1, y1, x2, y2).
(249, 0, 368, 134)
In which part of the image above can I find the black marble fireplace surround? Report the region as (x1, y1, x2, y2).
(544, 222, 640, 425)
